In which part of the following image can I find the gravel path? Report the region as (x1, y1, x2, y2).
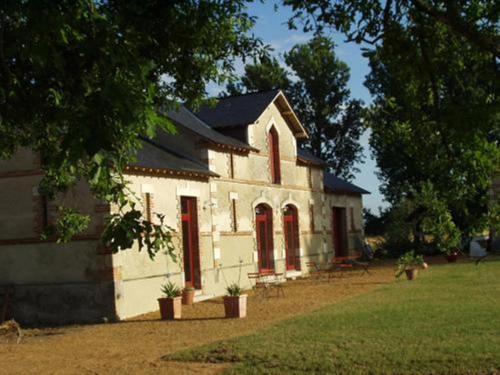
(1, 261, 397, 374)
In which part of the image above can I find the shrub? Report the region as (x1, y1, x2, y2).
(161, 281, 182, 298)
(226, 283, 242, 296)
(395, 251, 425, 278)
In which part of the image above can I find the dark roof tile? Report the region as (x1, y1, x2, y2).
(324, 173, 370, 195)
(131, 138, 218, 177)
(166, 106, 256, 151)
(194, 89, 281, 128)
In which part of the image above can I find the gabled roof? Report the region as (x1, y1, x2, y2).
(166, 106, 256, 152)
(193, 89, 308, 139)
(128, 138, 218, 178)
(297, 148, 327, 167)
(324, 173, 370, 195)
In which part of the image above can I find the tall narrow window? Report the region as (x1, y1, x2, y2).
(268, 127, 281, 184)
(350, 207, 355, 231)
(145, 193, 152, 222)
(229, 153, 235, 179)
(231, 199, 238, 232)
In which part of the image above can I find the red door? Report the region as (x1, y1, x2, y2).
(255, 204, 275, 272)
(181, 197, 201, 289)
(332, 207, 348, 258)
(283, 205, 301, 270)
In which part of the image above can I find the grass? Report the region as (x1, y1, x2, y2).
(169, 260, 500, 374)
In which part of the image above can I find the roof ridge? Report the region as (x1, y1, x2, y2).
(215, 88, 281, 100)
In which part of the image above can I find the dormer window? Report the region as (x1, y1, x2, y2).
(268, 126, 281, 184)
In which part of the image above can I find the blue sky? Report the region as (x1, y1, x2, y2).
(208, 1, 388, 212)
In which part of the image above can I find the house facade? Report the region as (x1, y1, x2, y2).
(0, 90, 369, 324)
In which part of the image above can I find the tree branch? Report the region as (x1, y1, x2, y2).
(411, 0, 500, 57)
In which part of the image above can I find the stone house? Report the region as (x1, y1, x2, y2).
(0, 90, 369, 324)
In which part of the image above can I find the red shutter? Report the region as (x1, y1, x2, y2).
(268, 127, 281, 184)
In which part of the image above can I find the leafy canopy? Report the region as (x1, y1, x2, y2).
(283, 0, 500, 57)
(0, 1, 262, 258)
(366, 17, 499, 235)
(282, 0, 499, 236)
(285, 36, 365, 181)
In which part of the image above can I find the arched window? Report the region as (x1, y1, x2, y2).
(268, 127, 281, 184)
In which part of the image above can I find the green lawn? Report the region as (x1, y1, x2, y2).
(170, 260, 500, 374)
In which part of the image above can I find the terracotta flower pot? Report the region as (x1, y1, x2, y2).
(446, 253, 458, 263)
(405, 268, 418, 280)
(182, 288, 195, 305)
(223, 295, 247, 318)
(158, 297, 182, 320)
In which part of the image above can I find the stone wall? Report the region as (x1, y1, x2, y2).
(0, 150, 116, 325)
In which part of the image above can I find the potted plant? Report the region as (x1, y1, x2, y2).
(396, 251, 426, 280)
(158, 281, 182, 320)
(182, 286, 195, 305)
(445, 249, 460, 263)
(223, 283, 247, 318)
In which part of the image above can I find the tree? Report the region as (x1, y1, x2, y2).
(226, 55, 290, 95)
(285, 36, 365, 180)
(283, 0, 500, 57)
(228, 36, 365, 180)
(366, 18, 499, 235)
(283, 0, 499, 235)
(0, 1, 262, 258)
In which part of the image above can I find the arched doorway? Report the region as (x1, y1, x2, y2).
(255, 204, 275, 272)
(283, 205, 301, 270)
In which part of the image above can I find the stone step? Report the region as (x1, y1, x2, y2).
(194, 293, 216, 303)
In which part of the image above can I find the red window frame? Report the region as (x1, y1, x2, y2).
(145, 193, 152, 222)
(181, 197, 202, 289)
(283, 205, 301, 271)
(268, 127, 281, 184)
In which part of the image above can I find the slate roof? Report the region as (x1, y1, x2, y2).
(297, 148, 328, 167)
(324, 173, 370, 195)
(166, 106, 257, 151)
(130, 138, 218, 177)
(194, 89, 281, 128)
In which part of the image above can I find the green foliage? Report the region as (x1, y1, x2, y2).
(365, 18, 499, 235)
(284, 0, 500, 57)
(283, 0, 499, 234)
(285, 36, 365, 180)
(226, 283, 243, 297)
(161, 281, 182, 298)
(226, 55, 290, 95)
(0, 1, 262, 256)
(395, 251, 425, 278)
(101, 197, 176, 261)
(417, 182, 461, 255)
(48, 207, 91, 244)
(363, 208, 387, 237)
